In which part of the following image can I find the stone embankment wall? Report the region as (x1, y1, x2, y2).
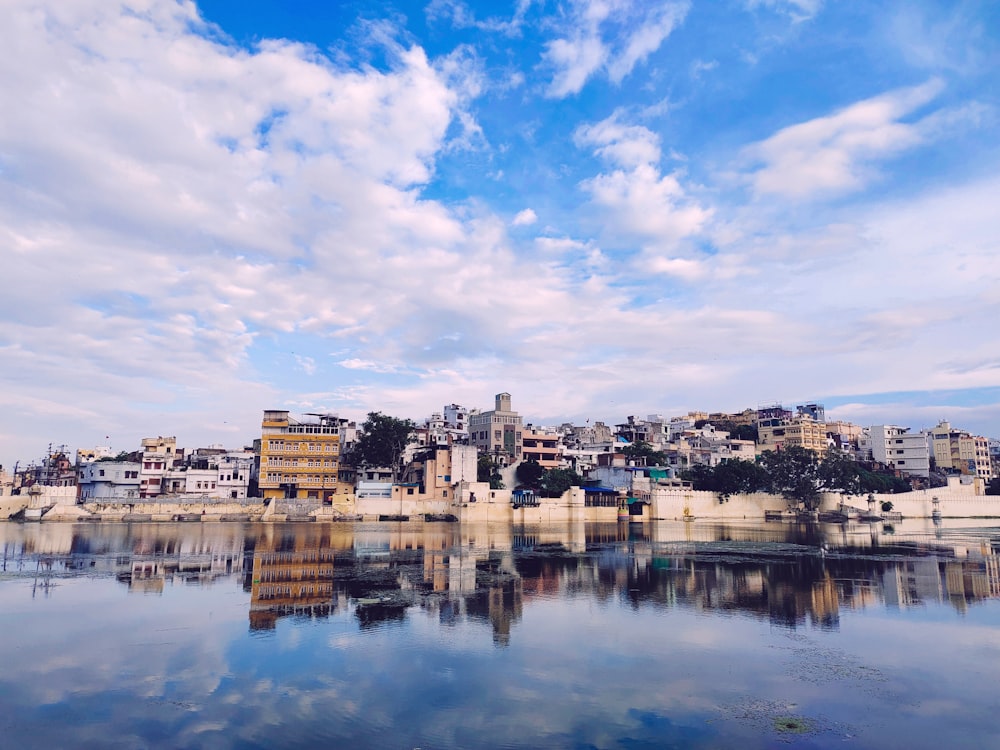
(46, 499, 269, 522)
(650, 479, 1000, 520)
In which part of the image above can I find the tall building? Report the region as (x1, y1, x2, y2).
(469, 393, 523, 464)
(758, 415, 829, 453)
(929, 421, 994, 481)
(258, 411, 342, 500)
(138, 437, 179, 498)
(866, 425, 930, 477)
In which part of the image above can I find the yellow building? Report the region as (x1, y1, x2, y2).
(259, 410, 343, 501)
(758, 415, 829, 454)
(930, 421, 994, 481)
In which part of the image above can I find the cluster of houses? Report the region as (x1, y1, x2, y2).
(3, 393, 998, 518)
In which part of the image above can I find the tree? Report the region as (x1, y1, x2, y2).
(622, 440, 666, 466)
(515, 459, 544, 489)
(350, 412, 415, 482)
(713, 459, 768, 501)
(819, 450, 864, 496)
(680, 463, 716, 491)
(539, 468, 582, 497)
(477, 455, 504, 489)
(759, 446, 822, 511)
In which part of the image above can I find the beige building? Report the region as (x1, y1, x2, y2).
(929, 421, 994, 481)
(758, 415, 829, 454)
(139, 436, 179, 498)
(258, 411, 344, 501)
(521, 427, 563, 469)
(469, 393, 523, 464)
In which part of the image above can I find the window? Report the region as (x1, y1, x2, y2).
(99, 469, 105, 477)
(407, 488, 414, 495)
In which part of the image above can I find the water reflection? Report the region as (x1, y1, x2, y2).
(3, 520, 1000, 750)
(3, 519, 999, 636)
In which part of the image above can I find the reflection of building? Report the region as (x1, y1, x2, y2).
(467, 577, 523, 647)
(249, 536, 338, 630)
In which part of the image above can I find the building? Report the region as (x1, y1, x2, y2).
(469, 393, 523, 465)
(521, 427, 563, 469)
(161, 448, 255, 499)
(865, 425, 930, 478)
(443, 404, 471, 433)
(258, 411, 343, 501)
(758, 415, 829, 454)
(796, 403, 826, 423)
(138, 437, 180, 498)
(929, 421, 994, 481)
(78, 461, 142, 501)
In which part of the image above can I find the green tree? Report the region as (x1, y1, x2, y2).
(622, 440, 666, 466)
(819, 450, 865, 496)
(477, 455, 504, 489)
(515, 459, 544, 489)
(713, 459, 768, 501)
(350, 412, 415, 482)
(539, 467, 582, 497)
(759, 446, 822, 511)
(680, 463, 716, 491)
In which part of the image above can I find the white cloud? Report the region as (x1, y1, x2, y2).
(575, 113, 711, 246)
(512, 208, 538, 226)
(294, 355, 317, 375)
(746, 0, 822, 22)
(542, 0, 689, 97)
(741, 80, 945, 199)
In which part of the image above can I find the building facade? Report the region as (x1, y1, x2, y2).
(258, 411, 342, 501)
(469, 393, 523, 465)
(929, 421, 994, 481)
(866, 425, 930, 478)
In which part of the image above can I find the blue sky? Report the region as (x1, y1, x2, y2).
(1, 0, 999, 465)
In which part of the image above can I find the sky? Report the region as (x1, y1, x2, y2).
(2, 0, 999, 466)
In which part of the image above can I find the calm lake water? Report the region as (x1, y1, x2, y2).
(1, 519, 999, 749)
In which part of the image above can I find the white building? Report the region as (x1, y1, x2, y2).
(866, 425, 930, 478)
(78, 461, 142, 501)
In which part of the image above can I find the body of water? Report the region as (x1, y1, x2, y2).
(1, 519, 998, 749)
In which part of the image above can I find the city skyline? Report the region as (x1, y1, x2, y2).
(2, 0, 999, 469)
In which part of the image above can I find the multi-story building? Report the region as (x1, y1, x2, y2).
(864, 425, 930, 478)
(758, 415, 829, 453)
(138, 436, 180, 498)
(929, 421, 994, 481)
(78, 461, 142, 501)
(160, 448, 255, 499)
(469, 393, 523, 465)
(796, 403, 826, 423)
(443, 404, 471, 433)
(258, 411, 343, 501)
(521, 427, 564, 469)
